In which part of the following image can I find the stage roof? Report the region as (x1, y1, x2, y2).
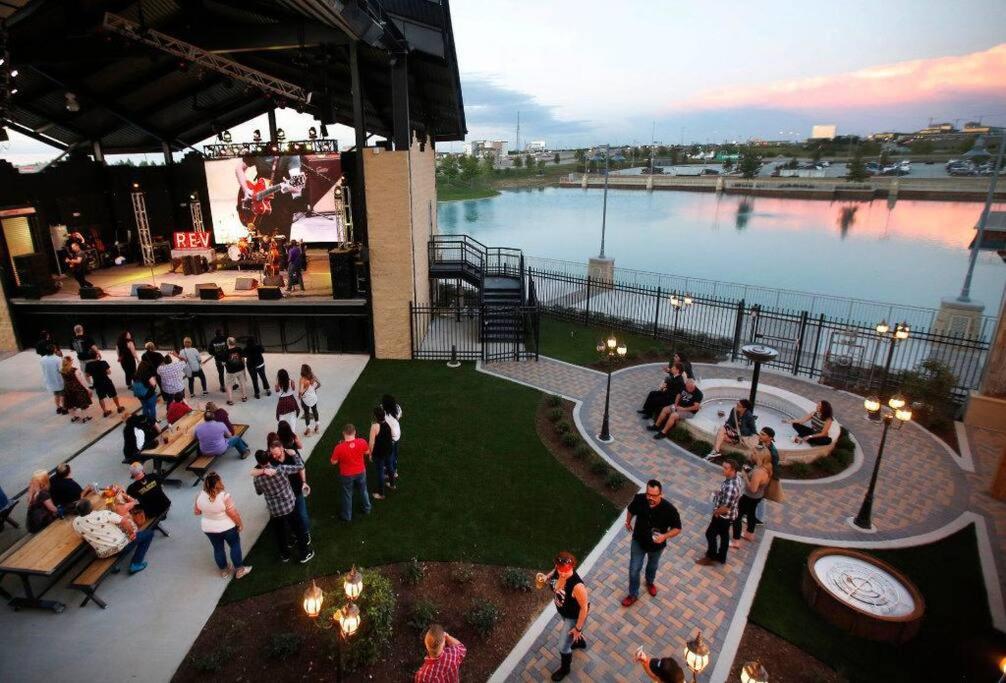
(1, 0, 466, 154)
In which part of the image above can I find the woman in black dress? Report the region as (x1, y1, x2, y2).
(537, 550, 590, 681)
(60, 356, 93, 422)
(368, 406, 394, 500)
(116, 331, 139, 388)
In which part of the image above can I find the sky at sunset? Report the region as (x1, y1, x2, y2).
(2, 0, 1006, 162)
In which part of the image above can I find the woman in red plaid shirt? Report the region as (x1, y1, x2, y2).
(414, 624, 466, 682)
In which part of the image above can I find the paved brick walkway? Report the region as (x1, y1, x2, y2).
(481, 358, 1006, 682)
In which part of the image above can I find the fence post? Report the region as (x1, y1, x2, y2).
(585, 275, 593, 326)
(653, 286, 662, 338)
(409, 302, 415, 359)
(535, 307, 541, 361)
(479, 304, 486, 363)
(793, 310, 809, 375)
(731, 298, 746, 361)
(808, 313, 826, 377)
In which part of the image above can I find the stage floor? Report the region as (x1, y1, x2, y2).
(24, 249, 338, 304)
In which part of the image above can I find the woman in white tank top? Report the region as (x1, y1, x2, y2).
(193, 472, 251, 579)
(299, 363, 321, 436)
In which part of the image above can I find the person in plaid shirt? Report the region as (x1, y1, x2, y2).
(251, 449, 314, 564)
(696, 460, 741, 566)
(414, 624, 466, 683)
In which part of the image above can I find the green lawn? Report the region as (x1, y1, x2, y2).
(537, 316, 695, 367)
(224, 360, 618, 602)
(437, 185, 501, 201)
(750, 527, 1006, 682)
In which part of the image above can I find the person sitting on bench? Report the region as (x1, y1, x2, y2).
(638, 362, 685, 420)
(123, 414, 164, 463)
(49, 463, 96, 513)
(649, 378, 703, 440)
(195, 411, 250, 460)
(784, 400, 834, 446)
(72, 498, 155, 575)
(126, 462, 172, 519)
(706, 399, 758, 460)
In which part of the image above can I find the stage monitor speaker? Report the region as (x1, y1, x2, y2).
(136, 285, 161, 300)
(159, 283, 183, 297)
(262, 274, 284, 287)
(235, 277, 259, 290)
(257, 286, 282, 300)
(329, 248, 358, 299)
(80, 286, 105, 300)
(18, 284, 42, 299)
(196, 283, 224, 300)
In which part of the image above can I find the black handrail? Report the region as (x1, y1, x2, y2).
(430, 235, 526, 301)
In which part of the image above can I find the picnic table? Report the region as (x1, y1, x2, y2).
(0, 493, 102, 612)
(139, 410, 248, 486)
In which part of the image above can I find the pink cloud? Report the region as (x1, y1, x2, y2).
(678, 44, 1006, 112)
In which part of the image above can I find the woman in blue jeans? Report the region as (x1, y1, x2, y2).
(193, 472, 252, 579)
(131, 360, 158, 420)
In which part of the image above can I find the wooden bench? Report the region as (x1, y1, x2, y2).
(186, 423, 249, 487)
(68, 511, 168, 609)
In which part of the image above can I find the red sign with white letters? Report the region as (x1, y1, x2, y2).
(173, 232, 212, 249)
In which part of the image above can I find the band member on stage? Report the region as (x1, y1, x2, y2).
(265, 242, 282, 278)
(65, 242, 93, 289)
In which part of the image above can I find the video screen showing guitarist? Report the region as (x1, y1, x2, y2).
(234, 155, 307, 238)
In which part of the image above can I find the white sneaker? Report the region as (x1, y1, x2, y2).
(705, 451, 721, 460)
(236, 566, 253, 579)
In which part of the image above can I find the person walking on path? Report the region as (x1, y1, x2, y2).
(414, 625, 467, 683)
(39, 344, 65, 415)
(369, 406, 394, 500)
(298, 364, 321, 436)
(538, 551, 590, 681)
(330, 423, 371, 521)
(697, 460, 742, 566)
(71, 324, 100, 366)
(116, 330, 139, 389)
(208, 329, 229, 392)
(275, 369, 300, 426)
(754, 426, 779, 524)
(131, 360, 159, 421)
(243, 337, 271, 400)
(223, 338, 248, 405)
(621, 479, 682, 607)
(194, 472, 252, 579)
(731, 448, 772, 547)
(251, 449, 314, 563)
(84, 355, 126, 418)
(382, 394, 403, 481)
(174, 337, 208, 396)
(60, 356, 93, 422)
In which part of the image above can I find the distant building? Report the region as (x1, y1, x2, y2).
(525, 140, 547, 152)
(917, 122, 956, 136)
(463, 140, 508, 162)
(811, 124, 837, 140)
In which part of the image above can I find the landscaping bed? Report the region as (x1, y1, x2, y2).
(175, 562, 551, 682)
(535, 395, 636, 508)
(727, 623, 846, 683)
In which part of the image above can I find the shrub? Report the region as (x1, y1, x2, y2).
(834, 448, 854, 468)
(501, 567, 533, 592)
(408, 599, 440, 631)
(266, 632, 303, 661)
(191, 645, 233, 673)
(687, 440, 714, 458)
(561, 432, 579, 448)
(466, 599, 502, 638)
(606, 471, 628, 490)
(403, 557, 425, 586)
(548, 408, 564, 423)
(787, 462, 811, 478)
(547, 394, 563, 407)
(555, 421, 571, 435)
(591, 459, 611, 476)
(451, 563, 475, 584)
(573, 443, 592, 460)
(319, 569, 396, 672)
(669, 426, 693, 445)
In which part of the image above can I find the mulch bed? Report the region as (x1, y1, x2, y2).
(174, 562, 551, 682)
(727, 622, 847, 683)
(535, 396, 637, 508)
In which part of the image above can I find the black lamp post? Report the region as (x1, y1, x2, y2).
(668, 292, 693, 351)
(852, 395, 912, 531)
(304, 567, 364, 683)
(874, 320, 910, 404)
(597, 334, 627, 442)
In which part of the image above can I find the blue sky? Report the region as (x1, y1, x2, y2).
(3, 0, 1006, 162)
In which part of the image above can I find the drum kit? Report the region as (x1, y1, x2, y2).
(226, 229, 286, 264)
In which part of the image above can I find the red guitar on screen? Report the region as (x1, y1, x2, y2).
(236, 174, 306, 228)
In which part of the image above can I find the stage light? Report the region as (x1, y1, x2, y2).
(252, 129, 262, 143)
(9, 87, 17, 95)
(308, 126, 317, 140)
(0, 57, 5, 67)
(131, 181, 140, 189)
(222, 130, 232, 143)
(320, 123, 329, 137)
(276, 128, 286, 141)
(9, 68, 17, 78)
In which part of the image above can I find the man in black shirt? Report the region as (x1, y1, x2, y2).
(84, 357, 125, 417)
(638, 362, 685, 420)
(208, 329, 229, 392)
(622, 479, 681, 607)
(650, 378, 703, 439)
(243, 337, 271, 400)
(126, 462, 172, 518)
(71, 324, 100, 363)
(50, 463, 95, 511)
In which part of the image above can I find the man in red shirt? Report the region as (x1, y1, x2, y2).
(415, 624, 466, 683)
(330, 423, 371, 521)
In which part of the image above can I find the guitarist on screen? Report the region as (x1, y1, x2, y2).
(234, 155, 306, 237)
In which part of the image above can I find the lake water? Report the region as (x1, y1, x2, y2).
(438, 187, 1006, 315)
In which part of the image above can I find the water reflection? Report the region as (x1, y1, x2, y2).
(736, 199, 753, 230)
(838, 205, 858, 239)
(464, 201, 479, 223)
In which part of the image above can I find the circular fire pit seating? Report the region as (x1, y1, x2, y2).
(681, 379, 841, 465)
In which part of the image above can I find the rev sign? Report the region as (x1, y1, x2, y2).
(173, 232, 212, 249)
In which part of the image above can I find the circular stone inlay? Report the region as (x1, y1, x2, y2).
(813, 555, 915, 617)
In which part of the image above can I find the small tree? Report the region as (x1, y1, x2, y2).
(537, 159, 546, 173)
(525, 154, 534, 170)
(811, 146, 822, 162)
(846, 148, 868, 182)
(512, 155, 523, 169)
(739, 151, 760, 178)
(553, 152, 561, 165)
(879, 149, 890, 167)
(722, 157, 734, 171)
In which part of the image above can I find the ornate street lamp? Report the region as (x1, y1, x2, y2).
(303, 569, 364, 683)
(873, 320, 910, 407)
(852, 395, 912, 531)
(596, 334, 627, 442)
(344, 565, 363, 601)
(998, 656, 1006, 683)
(740, 660, 768, 683)
(668, 292, 693, 352)
(683, 630, 711, 683)
(302, 580, 324, 619)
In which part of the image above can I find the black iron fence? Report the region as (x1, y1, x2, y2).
(410, 302, 540, 362)
(529, 267, 990, 401)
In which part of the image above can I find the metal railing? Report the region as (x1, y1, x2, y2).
(410, 302, 540, 362)
(430, 235, 527, 305)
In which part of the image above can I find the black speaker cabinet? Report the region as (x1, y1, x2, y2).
(262, 274, 284, 287)
(328, 247, 358, 299)
(80, 286, 105, 300)
(235, 277, 259, 290)
(197, 283, 224, 300)
(159, 283, 183, 297)
(257, 286, 282, 300)
(136, 285, 162, 300)
(13, 253, 56, 293)
(18, 283, 42, 299)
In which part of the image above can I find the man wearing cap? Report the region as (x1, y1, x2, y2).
(414, 624, 467, 683)
(621, 479, 681, 607)
(126, 463, 172, 519)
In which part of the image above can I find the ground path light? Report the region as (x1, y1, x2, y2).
(740, 660, 768, 683)
(683, 629, 710, 683)
(302, 580, 324, 618)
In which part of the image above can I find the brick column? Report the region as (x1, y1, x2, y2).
(965, 289, 1006, 440)
(0, 274, 19, 353)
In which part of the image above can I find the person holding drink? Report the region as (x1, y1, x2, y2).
(535, 551, 590, 681)
(621, 479, 682, 607)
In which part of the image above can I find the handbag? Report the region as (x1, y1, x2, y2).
(765, 477, 785, 503)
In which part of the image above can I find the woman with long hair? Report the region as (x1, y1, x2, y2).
(277, 419, 303, 454)
(116, 330, 139, 389)
(785, 399, 834, 446)
(274, 368, 300, 426)
(193, 472, 251, 579)
(381, 394, 403, 482)
(731, 447, 772, 547)
(60, 356, 93, 422)
(369, 406, 394, 500)
(536, 551, 591, 681)
(131, 360, 159, 421)
(26, 470, 59, 533)
(298, 364, 321, 436)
